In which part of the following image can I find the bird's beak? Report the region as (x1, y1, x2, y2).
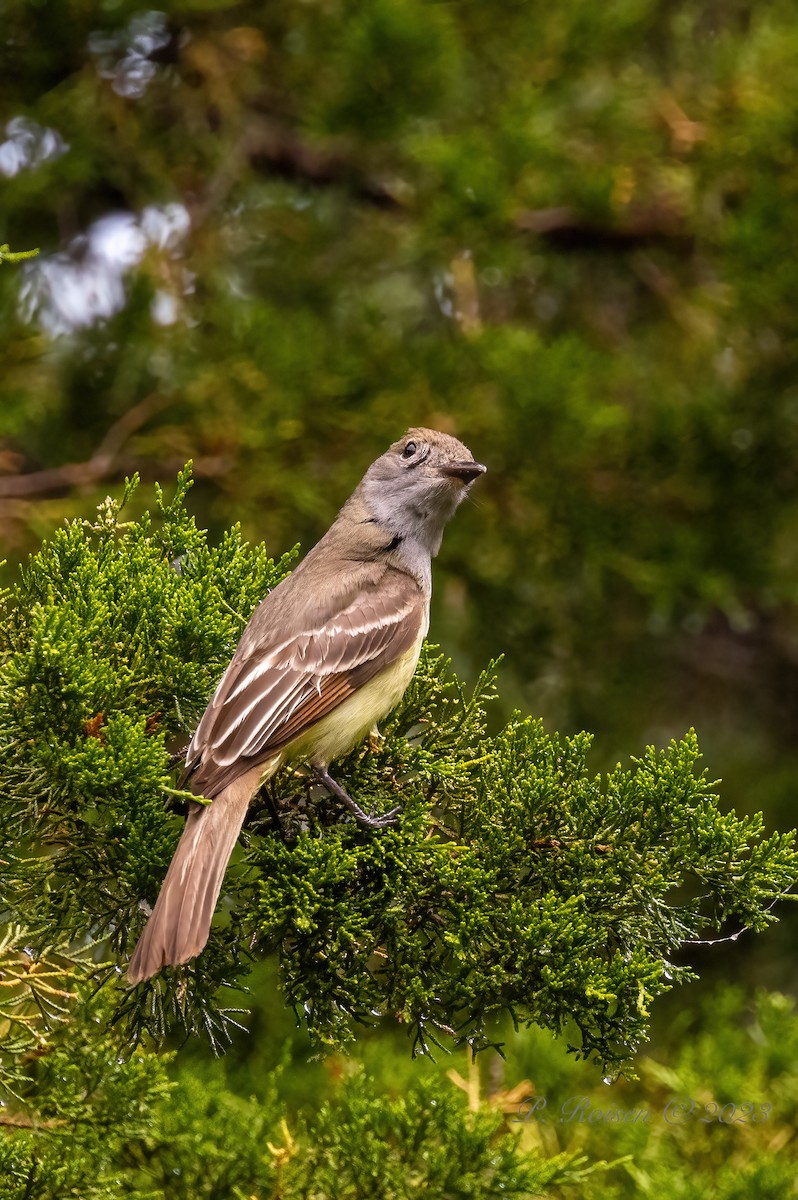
(439, 460, 487, 485)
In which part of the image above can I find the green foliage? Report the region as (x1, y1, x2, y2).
(0, 928, 96, 1103)
(4, 1, 798, 1191)
(510, 987, 798, 1199)
(0, 936, 601, 1200)
(0, 476, 794, 1074)
(125, 1068, 283, 1200)
(0, 466, 296, 1040)
(320, 0, 460, 141)
(5, 3, 798, 809)
(283, 1073, 603, 1199)
(2, 934, 797, 1197)
(0, 944, 172, 1200)
(0, 246, 39, 266)
(253, 674, 795, 1067)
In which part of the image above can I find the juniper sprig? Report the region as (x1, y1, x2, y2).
(0, 470, 794, 1070)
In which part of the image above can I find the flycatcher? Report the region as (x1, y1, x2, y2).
(127, 428, 485, 983)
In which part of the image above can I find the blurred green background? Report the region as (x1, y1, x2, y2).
(1, 0, 796, 1179)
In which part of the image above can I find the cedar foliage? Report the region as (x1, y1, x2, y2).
(2, 925, 798, 1197)
(1, 471, 794, 1072)
(0, 935, 606, 1200)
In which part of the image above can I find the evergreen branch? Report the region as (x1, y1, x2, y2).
(0, 244, 39, 265)
(1, 473, 795, 1072)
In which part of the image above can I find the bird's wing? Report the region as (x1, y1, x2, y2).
(182, 569, 424, 796)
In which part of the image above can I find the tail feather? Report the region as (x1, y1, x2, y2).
(127, 770, 260, 984)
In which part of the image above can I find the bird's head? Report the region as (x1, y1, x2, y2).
(359, 428, 486, 556)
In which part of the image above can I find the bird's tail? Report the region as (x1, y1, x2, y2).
(127, 771, 260, 985)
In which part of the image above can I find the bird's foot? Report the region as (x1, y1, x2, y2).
(368, 724, 386, 755)
(314, 767, 400, 829)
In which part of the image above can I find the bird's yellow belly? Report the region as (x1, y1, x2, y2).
(282, 636, 423, 769)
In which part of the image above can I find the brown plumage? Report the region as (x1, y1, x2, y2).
(186, 567, 424, 796)
(127, 429, 485, 984)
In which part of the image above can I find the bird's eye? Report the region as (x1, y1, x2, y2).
(402, 441, 418, 458)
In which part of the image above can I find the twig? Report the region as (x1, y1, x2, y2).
(515, 204, 692, 250)
(0, 394, 173, 499)
(0, 1113, 67, 1130)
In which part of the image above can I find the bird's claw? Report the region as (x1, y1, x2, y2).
(314, 767, 401, 829)
(353, 803, 402, 829)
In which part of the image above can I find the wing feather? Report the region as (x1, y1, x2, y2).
(182, 569, 423, 795)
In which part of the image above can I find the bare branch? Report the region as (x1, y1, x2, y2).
(0, 394, 172, 499)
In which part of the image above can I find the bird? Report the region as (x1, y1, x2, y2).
(127, 428, 486, 983)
